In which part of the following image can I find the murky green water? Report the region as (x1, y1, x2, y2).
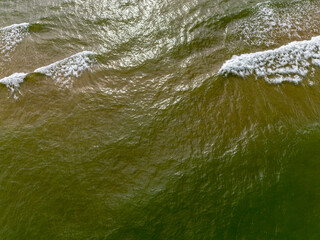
(1, 0, 320, 239)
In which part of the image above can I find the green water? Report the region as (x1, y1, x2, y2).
(1, 0, 320, 239)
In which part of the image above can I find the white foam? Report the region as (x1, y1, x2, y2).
(34, 51, 97, 87)
(0, 72, 27, 98)
(0, 51, 97, 97)
(228, 1, 320, 47)
(219, 36, 320, 84)
(0, 72, 27, 89)
(0, 23, 29, 55)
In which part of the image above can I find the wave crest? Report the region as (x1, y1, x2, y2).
(219, 36, 320, 84)
(0, 51, 97, 98)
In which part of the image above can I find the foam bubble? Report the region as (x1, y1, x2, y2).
(0, 23, 29, 56)
(219, 36, 320, 84)
(34, 51, 97, 87)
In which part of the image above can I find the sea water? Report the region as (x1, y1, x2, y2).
(1, 0, 320, 239)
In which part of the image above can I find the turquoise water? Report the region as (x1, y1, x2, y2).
(1, 0, 320, 239)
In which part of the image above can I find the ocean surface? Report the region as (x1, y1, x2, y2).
(1, 0, 320, 239)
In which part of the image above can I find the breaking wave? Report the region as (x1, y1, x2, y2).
(0, 51, 97, 97)
(0, 23, 29, 57)
(34, 51, 96, 87)
(219, 36, 320, 84)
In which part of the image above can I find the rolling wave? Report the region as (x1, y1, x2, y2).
(0, 51, 97, 97)
(0, 23, 29, 56)
(34, 51, 96, 87)
(219, 36, 320, 84)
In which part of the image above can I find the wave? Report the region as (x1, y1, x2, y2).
(218, 36, 320, 84)
(0, 51, 97, 97)
(0, 73, 27, 99)
(34, 51, 97, 87)
(0, 23, 30, 56)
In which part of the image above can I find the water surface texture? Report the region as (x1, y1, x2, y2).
(1, 0, 320, 239)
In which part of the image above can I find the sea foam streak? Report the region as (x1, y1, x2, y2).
(0, 51, 96, 97)
(0, 23, 29, 56)
(219, 36, 320, 84)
